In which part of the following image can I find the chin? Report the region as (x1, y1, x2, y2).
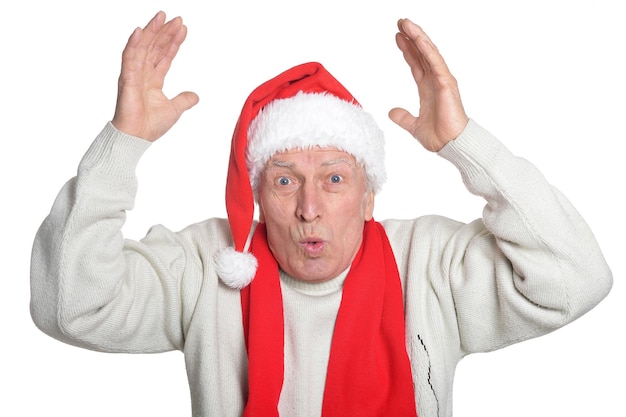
(291, 263, 343, 283)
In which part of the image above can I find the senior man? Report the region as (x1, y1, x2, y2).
(30, 11, 612, 417)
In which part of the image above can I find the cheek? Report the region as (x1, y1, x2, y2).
(260, 202, 292, 255)
(333, 195, 370, 233)
(259, 192, 292, 226)
(347, 191, 373, 218)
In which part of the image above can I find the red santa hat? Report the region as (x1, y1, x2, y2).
(215, 62, 386, 289)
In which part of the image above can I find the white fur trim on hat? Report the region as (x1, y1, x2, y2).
(214, 247, 258, 289)
(246, 92, 386, 195)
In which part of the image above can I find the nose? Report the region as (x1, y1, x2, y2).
(296, 181, 322, 222)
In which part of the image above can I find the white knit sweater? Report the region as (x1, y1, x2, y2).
(30, 119, 612, 417)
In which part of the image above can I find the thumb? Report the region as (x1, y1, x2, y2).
(388, 107, 417, 134)
(172, 91, 200, 115)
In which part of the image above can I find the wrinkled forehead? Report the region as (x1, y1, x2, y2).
(267, 146, 358, 163)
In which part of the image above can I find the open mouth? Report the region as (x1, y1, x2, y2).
(300, 239, 326, 255)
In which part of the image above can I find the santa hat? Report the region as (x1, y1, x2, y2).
(215, 62, 386, 289)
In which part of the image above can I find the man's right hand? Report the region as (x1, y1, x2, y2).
(111, 11, 199, 142)
(389, 19, 469, 153)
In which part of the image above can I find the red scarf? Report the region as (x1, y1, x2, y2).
(241, 221, 417, 416)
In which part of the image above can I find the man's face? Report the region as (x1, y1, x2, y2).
(258, 147, 375, 283)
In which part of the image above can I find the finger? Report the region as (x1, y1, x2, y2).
(119, 12, 166, 75)
(398, 19, 452, 82)
(145, 16, 183, 67)
(138, 11, 167, 60)
(398, 19, 434, 48)
(143, 11, 167, 35)
(119, 27, 146, 86)
(396, 19, 431, 70)
(122, 27, 142, 57)
(153, 23, 188, 79)
(395, 31, 427, 82)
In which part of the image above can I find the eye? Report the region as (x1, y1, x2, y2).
(330, 174, 343, 184)
(277, 176, 291, 186)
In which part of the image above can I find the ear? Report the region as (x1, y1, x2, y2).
(258, 201, 266, 223)
(364, 191, 375, 221)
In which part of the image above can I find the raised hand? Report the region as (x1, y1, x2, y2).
(389, 19, 469, 152)
(111, 11, 199, 142)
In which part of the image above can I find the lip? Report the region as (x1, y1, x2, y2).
(299, 238, 327, 256)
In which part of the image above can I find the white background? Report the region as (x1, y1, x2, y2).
(2, 0, 624, 415)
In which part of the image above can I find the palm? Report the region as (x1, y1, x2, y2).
(410, 80, 466, 152)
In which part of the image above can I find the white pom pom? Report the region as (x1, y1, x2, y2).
(214, 247, 258, 289)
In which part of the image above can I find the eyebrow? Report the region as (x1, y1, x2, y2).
(268, 160, 295, 169)
(321, 158, 356, 168)
(269, 158, 355, 168)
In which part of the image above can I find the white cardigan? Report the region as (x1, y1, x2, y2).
(30, 119, 612, 417)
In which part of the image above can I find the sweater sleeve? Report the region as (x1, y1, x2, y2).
(435, 119, 612, 355)
(30, 122, 192, 353)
